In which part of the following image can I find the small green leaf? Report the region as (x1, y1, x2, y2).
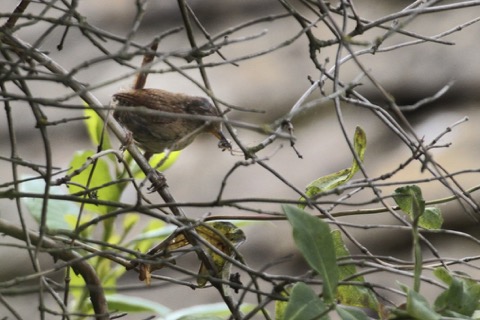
(300, 127, 367, 208)
(336, 305, 370, 320)
(419, 207, 443, 229)
(433, 267, 452, 284)
(283, 205, 338, 303)
(393, 185, 425, 220)
(284, 282, 330, 320)
(106, 293, 170, 314)
(350, 126, 367, 175)
(68, 150, 121, 214)
(20, 176, 79, 231)
(332, 231, 379, 313)
(303, 168, 352, 199)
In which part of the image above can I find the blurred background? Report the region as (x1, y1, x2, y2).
(1, 0, 480, 318)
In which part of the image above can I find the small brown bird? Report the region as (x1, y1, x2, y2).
(112, 88, 231, 159)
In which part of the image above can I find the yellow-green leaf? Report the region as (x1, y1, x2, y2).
(275, 285, 292, 320)
(68, 150, 121, 214)
(196, 222, 246, 287)
(350, 126, 367, 175)
(130, 222, 246, 287)
(84, 107, 112, 151)
(130, 151, 181, 178)
(122, 213, 139, 238)
(300, 127, 367, 208)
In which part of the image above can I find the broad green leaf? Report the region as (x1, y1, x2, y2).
(300, 127, 366, 208)
(68, 150, 121, 214)
(407, 289, 441, 320)
(434, 267, 480, 316)
(106, 293, 170, 314)
(336, 305, 370, 320)
(84, 107, 112, 151)
(283, 205, 338, 303)
(284, 282, 330, 320)
(332, 230, 379, 312)
(20, 176, 79, 231)
(393, 185, 425, 220)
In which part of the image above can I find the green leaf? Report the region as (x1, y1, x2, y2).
(196, 222, 246, 287)
(332, 230, 379, 312)
(284, 282, 330, 320)
(433, 266, 452, 284)
(419, 207, 443, 229)
(20, 176, 79, 231)
(106, 293, 170, 314)
(303, 168, 351, 198)
(336, 305, 370, 320)
(407, 289, 441, 320)
(283, 205, 338, 303)
(275, 285, 292, 320)
(131, 151, 181, 178)
(350, 126, 367, 175)
(121, 213, 139, 238)
(84, 107, 112, 151)
(393, 185, 425, 220)
(300, 127, 367, 209)
(393, 186, 443, 229)
(127, 221, 175, 253)
(434, 267, 480, 316)
(68, 150, 121, 214)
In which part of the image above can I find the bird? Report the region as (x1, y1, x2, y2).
(112, 88, 231, 160)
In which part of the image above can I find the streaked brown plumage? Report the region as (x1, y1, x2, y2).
(112, 88, 231, 159)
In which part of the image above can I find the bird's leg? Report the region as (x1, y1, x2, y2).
(212, 129, 232, 152)
(147, 168, 168, 193)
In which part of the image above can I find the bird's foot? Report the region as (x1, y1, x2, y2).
(147, 169, 168, 192)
